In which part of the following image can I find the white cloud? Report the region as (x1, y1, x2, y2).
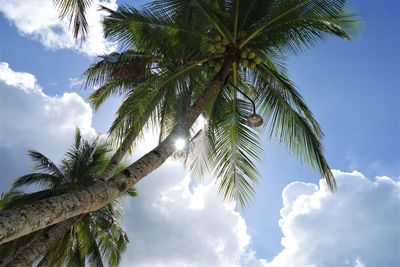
(0, 62, 96, 160)
(267, 170, 400, 267)
(120, 161, 255, 267)
(0, 0, 117, 56)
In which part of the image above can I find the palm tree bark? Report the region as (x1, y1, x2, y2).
(0, 56, 233, 245)
(1, 217, 79, 267)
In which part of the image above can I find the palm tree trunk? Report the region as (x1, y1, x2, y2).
(1, 217, 79, 267)
(101, 130, 138, 181)
(2, 100, 157, 263)
(0, 56, 233, 245)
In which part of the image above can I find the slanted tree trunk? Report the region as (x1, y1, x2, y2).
(101, 130, 138, 181)
(1, 217, 79, 267)
(0, 56, 233, 245)
(2, 94, 160, 263)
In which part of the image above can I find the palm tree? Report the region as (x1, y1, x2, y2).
(0, 129, 134, 266)
(0, 0, 358, 244)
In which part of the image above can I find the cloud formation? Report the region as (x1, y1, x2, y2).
(119, 164, 399, 267)
(268, 170, 400, 267)
(0, 0, 117, 56)
(120, 161, 254, 267)
(0, 62, 96, 160)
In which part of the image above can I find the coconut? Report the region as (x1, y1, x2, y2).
(215, 42, 222, 49)
(241, 51, 248, 59)
(219, 46, 226, 53)
(247, 113, 263, 127)
(254, 57, 262, 65)
(214, 35, 222, 42)
(248, 62, 256, 70)
(222, 38, 229, 46)
(208, 44, 216, 53)
(248, 52, 256, 59)
(241, 59, 249, 67)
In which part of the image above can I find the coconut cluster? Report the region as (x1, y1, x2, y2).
(208, 35, 229, 54)
(240, 48, 261, 70)
(205, 35, 262, 71)
(206, 35, 229, 71)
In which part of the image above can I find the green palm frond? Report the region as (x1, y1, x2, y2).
(108, 60, 208, 145)
(205, 88, 262, 207)
(74, 216, 105, 267)
(53, 0, 93, 40)
(252, 65, 335, 189)
(240, 0, 357, 52)
(102, 4, 210, 49)
(37, 229, 71, 267)
(74, 127, 82, 149)
(0, 190, 25, 210)
(90, 203, 129, 267)
(12, 173, 62, 189)
(84, 50, 155, 92)
(65, 245, 85, 267)
(26, 150, 65, 182)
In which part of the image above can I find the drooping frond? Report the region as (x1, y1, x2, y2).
(251, 64, 335, 189)
(26, 150, 65, 183)
(53, 0, 93, 40)
(36, 228, 71, 267)
(205, 88, 262, 207)
(84, 50, 155, 92)
(12, 173, 62, 189)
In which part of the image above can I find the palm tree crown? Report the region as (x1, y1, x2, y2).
(83, 0, 357, 207)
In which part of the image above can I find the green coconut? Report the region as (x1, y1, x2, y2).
(219, 46, 226, 53)
(241, 51, 248, 59)
(208, 44, 216, 53)
(222, 38, 229, 46)
(214, 35, 222, 42)
(254, 57, 262, 65)
(248, 52, 256, 59)
(215, 42, 222, 49)
(241, 59, 249, 67)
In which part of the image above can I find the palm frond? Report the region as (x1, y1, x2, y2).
(240, 0, 358, 53)
(206, 88, 262, 207)
(12, 173, 62, 189)
(252, 65, 335, 189)
(26, 150, 65, 182)
(102, 4, 210, 49)
(53, 0, 93, 40)
(74, 127, 82, 149)
(36, 228, 71, 267)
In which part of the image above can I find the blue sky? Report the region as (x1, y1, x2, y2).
(0, 0, 399, 266)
